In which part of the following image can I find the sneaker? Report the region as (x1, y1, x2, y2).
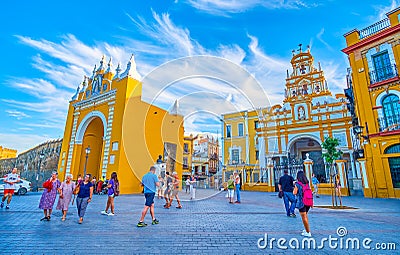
(101, 210, 108, 215)
(301, 231, 312, 237)
(137, 221, 147, 227)
(152, 219, 159, 225)
(108, 212, 115, 216)
(6, 205, 10, 210)
(289, 213, 296, 217)
(234, 201, 241, 204)
(0, 202, 3, 208)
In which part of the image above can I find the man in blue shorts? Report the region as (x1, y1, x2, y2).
(137, 166, 160, 227)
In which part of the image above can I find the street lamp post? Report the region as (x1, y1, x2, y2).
(36, 153, 45, 191)
(83, 146, 91, 176)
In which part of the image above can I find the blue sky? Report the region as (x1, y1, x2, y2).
(0, 0, 398, 153)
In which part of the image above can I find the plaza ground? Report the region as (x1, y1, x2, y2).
(0, 189, 399, 255)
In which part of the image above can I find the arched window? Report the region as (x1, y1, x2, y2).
(381, 94, 400, 130)
(385, 144, 400, 189)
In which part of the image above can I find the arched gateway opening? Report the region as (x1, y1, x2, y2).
(80, 117, 104, 178)
(74, 111, 107, 180)
(289, 137, 326, 183)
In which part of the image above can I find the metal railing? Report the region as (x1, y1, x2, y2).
(359, 18, 390, 39)
(368, 63, 398, 84)
(378, 115, 400, 132)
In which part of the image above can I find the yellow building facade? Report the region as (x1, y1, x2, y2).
(343, 7, 400, 198)
(58, 55, 184, 194)
(0, 146, 17, 159)
(222, 48, 355, 195)
(183, 134, 195, 176)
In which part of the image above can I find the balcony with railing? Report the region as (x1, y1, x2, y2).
(359, 18, 390, 39)
(377, 115, 400, 132)
(368, 63, 398, 85)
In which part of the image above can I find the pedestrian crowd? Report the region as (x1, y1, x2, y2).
(2, 165, 322, 238)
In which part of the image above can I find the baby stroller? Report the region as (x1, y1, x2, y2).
(101, 182, 108, 195)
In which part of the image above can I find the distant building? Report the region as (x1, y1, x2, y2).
(342, 7, 400, 198)
(192, 134, 219, 176)
(183, 134, 196, 177)
(0, 146, 17, 159)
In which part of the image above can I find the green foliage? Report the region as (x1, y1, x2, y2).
(321, 137, 343, 164)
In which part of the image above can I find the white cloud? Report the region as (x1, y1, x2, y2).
(5, 110, 31, 120)
(375, 0, 399, 20)
(316, 28, 333, 51)
(184, 0, 318, 16)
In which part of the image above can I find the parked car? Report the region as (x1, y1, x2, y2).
(0, 178, 32, 195)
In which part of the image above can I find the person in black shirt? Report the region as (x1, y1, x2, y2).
(278, 169, 296, 217)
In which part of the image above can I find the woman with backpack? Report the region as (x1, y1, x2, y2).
(101, 172, 119, 216)
(293, 171, 313, 237)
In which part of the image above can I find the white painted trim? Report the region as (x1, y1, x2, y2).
(287, 134, 322, 151)
(375, 90, 400, 107)
(75, 111, 107, 144)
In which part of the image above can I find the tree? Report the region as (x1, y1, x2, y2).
(321, 137, 343, 207)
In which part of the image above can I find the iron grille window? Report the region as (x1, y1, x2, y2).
(385, 144, 400, 188)
(382, 94, 400, 130)
(372, 50, 393, 83)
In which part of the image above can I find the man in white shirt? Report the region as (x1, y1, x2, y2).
(1, 168, 20, 209)
(234, 172, 241, 203)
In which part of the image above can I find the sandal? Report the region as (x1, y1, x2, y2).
(40, 216, 47, 221)
(78, 218, 83, 224)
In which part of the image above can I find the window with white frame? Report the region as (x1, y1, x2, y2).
(231, 149, 239, 164)
(226, 125, 231, 138)
(109, 155, 115, 164)
(112, 142, 119, 151)
(238, 123, 244, 136)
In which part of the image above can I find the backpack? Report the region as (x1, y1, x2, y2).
(114, 181, 120, 196)
(299, 182, 313, 207)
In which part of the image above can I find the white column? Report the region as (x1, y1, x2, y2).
(245, 112, 249, 164)
(349, 151, 357, 179)
(66, 111, 80, 174)
(303, 153, 313, 182)
(101, 101, 115, 178)
(259, 137, 266, 169)
(359, 159, 369, 188)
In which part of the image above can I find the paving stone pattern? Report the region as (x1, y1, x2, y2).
(0, 190, 399, 255)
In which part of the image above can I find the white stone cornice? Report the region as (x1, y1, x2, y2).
(73, 89, 116, 108)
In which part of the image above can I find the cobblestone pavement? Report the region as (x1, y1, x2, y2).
(0, 190, 399, 255)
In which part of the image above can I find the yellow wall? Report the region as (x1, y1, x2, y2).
(0, 146, 17, 159)
(343, 7, 400, 198)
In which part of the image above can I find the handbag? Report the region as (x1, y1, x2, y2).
(73, 184, 80, 195)
(278, 190, 284, 199)
(43, 179, 53, 191)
